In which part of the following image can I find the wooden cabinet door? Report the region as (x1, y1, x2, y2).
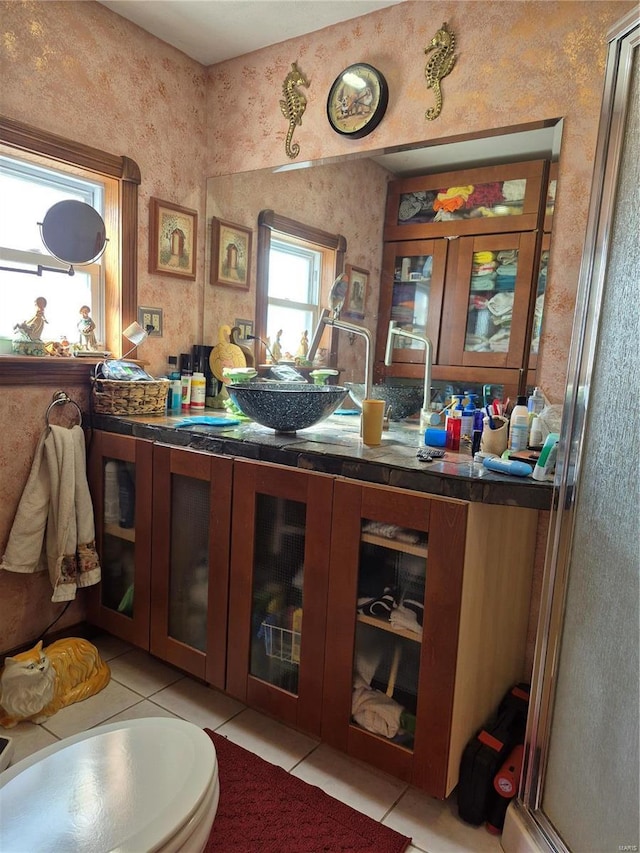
(227, 460, 333, 737)
(374, 238, 448, 373)
(150, 444, 232, 687)
(87, 431, 153, 649)
(323, 479, 468, 798)
(439, 231, 538, 371)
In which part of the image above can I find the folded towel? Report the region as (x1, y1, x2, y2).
(1, 425, 101, 602)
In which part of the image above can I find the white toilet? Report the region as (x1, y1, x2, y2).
(0, 717, 219, 852)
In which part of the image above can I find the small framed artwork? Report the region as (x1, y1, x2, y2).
(344, 264, 369, 319)
(149, 198, 197, 280)
(210, 217, 252, 290)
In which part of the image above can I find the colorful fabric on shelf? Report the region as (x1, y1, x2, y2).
(433, 184, 475, 213)
(464, 181, 503, 209)
(473, 251, 496, 264)
(502, 179, 526, 200)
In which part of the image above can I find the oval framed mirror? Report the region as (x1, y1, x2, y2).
(40, 200, 107, 265)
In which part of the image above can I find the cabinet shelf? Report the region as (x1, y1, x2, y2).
(356, 612, 422, 643)
(104, 522, 136, 543)
(360, 532, 428, 558)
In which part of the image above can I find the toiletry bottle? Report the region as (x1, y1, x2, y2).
(528, 386, 545, 415)
(180, 353, 192, 411)
(445, 414, 461, 450)
(166, 355, 181, 412)
(452, 394, 465, 418)
(529, 414, 543, 448)
(191, 371, 206, 410)
(533, 433, 559, 481)
(460, 394, 476, 441)
(508, 395, 529, 452)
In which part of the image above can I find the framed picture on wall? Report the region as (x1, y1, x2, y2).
(210, 217, 252, 290)
(344, 264, 368, 319)
(149, 197, 197, 280)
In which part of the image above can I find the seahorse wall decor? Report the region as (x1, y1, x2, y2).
(424, 22, 457, 121)
(280, 61, 309, 159)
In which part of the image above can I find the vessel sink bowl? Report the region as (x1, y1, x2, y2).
(227, 381, 348, 433)
(346, 382, 423, 420)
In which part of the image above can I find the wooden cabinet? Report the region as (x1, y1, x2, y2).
(377, 160, 550, 396)
(89, 434, 538, 795)
(87, 431, 153, 649)
(149, 444, 232, 688)
(323, 479, 537, 798)
(226, 460, 334, 736)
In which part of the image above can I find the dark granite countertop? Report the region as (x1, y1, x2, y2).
(91, 410, 553, 510)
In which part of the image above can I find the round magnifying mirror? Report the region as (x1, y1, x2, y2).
(40, 200, 107, 265)
(328, 273, 348, 316)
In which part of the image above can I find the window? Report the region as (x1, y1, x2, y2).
(256, 210, 346, 366)
(0, 116, 141, 384)
(0, 155, 105, 343)
(266, 237, 321, 360)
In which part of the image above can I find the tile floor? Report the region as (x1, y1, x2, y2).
(4, 634, 503, 853)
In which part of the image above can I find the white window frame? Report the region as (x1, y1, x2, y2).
(0, 154, 106, 343)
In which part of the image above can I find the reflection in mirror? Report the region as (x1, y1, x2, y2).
(205, 119, 563, 403)
(254, 210, 345, 372)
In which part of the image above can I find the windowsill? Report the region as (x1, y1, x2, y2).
(0, 355, 102, 386)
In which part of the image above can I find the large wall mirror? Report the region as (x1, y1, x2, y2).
(204, 119, 563, 391)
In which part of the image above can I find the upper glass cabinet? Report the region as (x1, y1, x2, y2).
(384, 160, 545, 242)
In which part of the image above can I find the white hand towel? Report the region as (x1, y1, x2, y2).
(1, 425, 101, 601)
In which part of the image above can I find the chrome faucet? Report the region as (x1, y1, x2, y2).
(384, 321, 433, 427)
(308, 304, 373, 400)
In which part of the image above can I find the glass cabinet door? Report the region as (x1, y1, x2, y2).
(352, 520, 428, 752)
(166, 474, 211, 653)
(101, 457, 137, 617)
(379, 239, 447, 365)
(88, 432, 153, 649)
(445, 231, 537, 369)
(249, 494, 306, 695)
(227, 461, 333, 736)
(150, 445, 232, 686)
(530, 235, 551, 363)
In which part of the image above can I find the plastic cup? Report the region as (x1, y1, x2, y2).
(361, 399, 385, 446)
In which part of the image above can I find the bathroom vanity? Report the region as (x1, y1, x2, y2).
(87, 412, 551, 798)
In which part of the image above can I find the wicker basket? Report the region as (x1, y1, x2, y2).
(91, 377, 170, 415)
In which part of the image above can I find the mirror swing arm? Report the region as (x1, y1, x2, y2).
(0, 261, 76, 278)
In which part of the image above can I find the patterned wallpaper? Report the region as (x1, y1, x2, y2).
(0, 0, 633, 653)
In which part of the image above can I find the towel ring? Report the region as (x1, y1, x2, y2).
(46, 391, 83, 428)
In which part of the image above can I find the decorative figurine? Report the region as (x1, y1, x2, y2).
(280, 61, 309, 159)
(14, 296, 48, 341)
(77, 305, 98, 350)
(271, 329, 283, 363)
(0, 637, 110, 728)
(297, 330, 309, 359)
(424, 22, 457, 121)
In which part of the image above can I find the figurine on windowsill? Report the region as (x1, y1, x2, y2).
(14, 296, 48, 341)
(77, 305, 98, 350)
(12, 296, 48, 355)
(296, 329, 309, 359)
(271, 330, 283, 364)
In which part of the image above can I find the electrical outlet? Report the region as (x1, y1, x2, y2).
(138, 306, 163, 336)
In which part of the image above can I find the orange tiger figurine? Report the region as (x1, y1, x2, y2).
(0, 638, 110, 728)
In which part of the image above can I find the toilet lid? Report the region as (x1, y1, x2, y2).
(0, 718, 217, 853)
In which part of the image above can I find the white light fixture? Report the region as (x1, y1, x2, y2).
(122, 321, 149, 359)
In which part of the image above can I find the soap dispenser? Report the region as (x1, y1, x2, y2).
(461, 394, 477, 440)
